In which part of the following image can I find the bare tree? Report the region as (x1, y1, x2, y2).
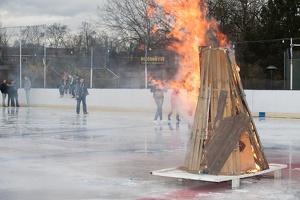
(0, 27, 18, 47)
(0, 27, 8, 48)
(95, 0, 171, 49)
(64, 33, 84, 53)
(207, 0, 266, 40)
(78, 21, 97, 51)
(46, 23, 70, 48)
(21, 25, 46, 47)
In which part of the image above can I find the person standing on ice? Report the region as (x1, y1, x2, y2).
(7, 80, 18, 107)
(68, 74, 75, 98)
(24, 76, 31, 107)
(150, 78, 167, 124)
(75, 77, 89, 114)
(168, 87, 180, 122)
(0, 79, 8, 107)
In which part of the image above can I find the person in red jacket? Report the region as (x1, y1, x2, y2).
(168, 88, 181, 122)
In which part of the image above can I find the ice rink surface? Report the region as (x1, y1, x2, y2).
(0, 107, 299, 200)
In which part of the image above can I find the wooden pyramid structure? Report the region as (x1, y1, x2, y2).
(182, 47, 269, 175)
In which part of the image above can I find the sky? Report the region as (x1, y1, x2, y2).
(0, 0, 105, 32)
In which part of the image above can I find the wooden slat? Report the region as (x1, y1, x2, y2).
(204, 114, 251, 174)
(219, 49, 241, 175)
(183, 47, 211, 173)
(213, 90, 227, 130)
(182, 47, 269, 175)
(226, 51, 269, 170)
(190, 49, 211, 172)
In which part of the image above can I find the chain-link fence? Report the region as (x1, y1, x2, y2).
(1, 46, 299, 90)
(1, 26, 300, 90)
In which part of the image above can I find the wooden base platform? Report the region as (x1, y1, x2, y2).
(150, 163, 287, 189)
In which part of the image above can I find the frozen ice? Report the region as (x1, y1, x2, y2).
(0, 107, 299, 199)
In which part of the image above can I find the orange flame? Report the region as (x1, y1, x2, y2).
(152, 0, 227, 114)
(247, 150, 261, 173)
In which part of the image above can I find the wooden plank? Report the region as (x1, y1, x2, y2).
(184, 47, 211, 173)
(226, 51, 269, 170)
(151, 164, 287, 182)
(213, 90, 227, 130)
(204, 114, 251, 174)
(219, 50, 241, 175)
(190, 50, 212, 172)
(210, 49, 218, 127)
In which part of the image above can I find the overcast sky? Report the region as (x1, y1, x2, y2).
(0, 0, 105, 32)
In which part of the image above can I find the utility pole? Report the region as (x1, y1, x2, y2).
(90, 47, 93, 88)
(145, 44, 148, 89)
(290, 38, 293, 90)
(19, 36, 22, 88)
(44, 24, 47, 88)
(290, 38, 300, 90)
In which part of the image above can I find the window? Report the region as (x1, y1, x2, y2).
(22, 57, 27, 63)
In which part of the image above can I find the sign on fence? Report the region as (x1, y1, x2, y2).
(140, 56, 165, 65)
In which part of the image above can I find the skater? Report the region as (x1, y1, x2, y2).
(0, 79, 8, 107)
(7, 80, 19, 107)
(75, 77, 89, 114)
(68, 74, 75, 98)
(168, 88, 181, 122)
(63, 73, 70, 96)
(24, 76, 31, 107)
(59, 73, 68, 98)
(150, 78, 167, 124)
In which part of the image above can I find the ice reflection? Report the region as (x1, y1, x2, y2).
(2, 107, 18, 125)
(168, 121, 179, 131)
(7, 107, 19, 116)
(74, 114, 87, 127)
(151, 123, 162, 153)
(26, 108, 30, 124)
(2, 107, 8, 124)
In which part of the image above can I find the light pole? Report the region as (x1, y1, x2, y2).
(19, 36, 22, 88)
(90, 47, 93, 88)
(289, 38, 300, 90)
(266, 65, 277, 89)
(290, 38, 293, 90)
(145, 44, 148, 89)
(43, 24, 47, 88)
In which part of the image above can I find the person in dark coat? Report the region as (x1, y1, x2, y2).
(0, 79, 8, 107)
(75, 77, 89, 114)
(7, 80, 19, 107)
(149, 78, 167, 124)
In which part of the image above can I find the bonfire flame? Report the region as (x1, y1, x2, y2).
(246, 149, 261, 173)
(151, 0, 227, 113)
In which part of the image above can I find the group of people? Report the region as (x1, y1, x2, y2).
(59, 73, 89, 114)
(0, 76, 31, 108)
(59, 73, 79, 98)
(2, 74, 184, 119)
(149, 78, 181, 124)
(1, 73, 88, 114)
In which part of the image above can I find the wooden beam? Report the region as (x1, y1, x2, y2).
(205, 114, 251, 174)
